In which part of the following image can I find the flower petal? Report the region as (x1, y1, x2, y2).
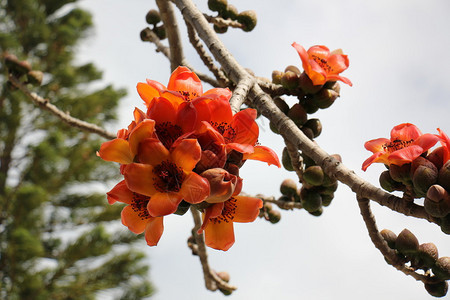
(121, 205, 147, 234)
(123, 163, 157, 196)
(388, 145, 426, 166)
(180, 172, 210, 204)
(170, 139, 202, 171)
(147, 192, 182, 217)
(362, 152, 387, 171)
(204, 219, 235, 251)
(364, 138, 390, 153)
(167, 66, 203, 100)
(138, 138, 169, 166)
(199, 202, 225, 233)
(243, 145, 281, 167)
(137, 82, 161, 106)
(231, 108, 259, 145)
(176, 101, 198, 133)
(146, 97, 177, 124)
(203, 87, 232, 101)
(414, 133, 440, 152)
(232, 195, 263, 223)
(390, 123, 422, 141)
(107, 180, 133, 205)
(145, 216, 164, 246)
(97, 138, 134, 164)
(128, 119, 156, 155)
(327, 53, 349, 75)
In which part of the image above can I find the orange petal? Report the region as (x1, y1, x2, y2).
(138, 138, 169, 165)
(176, 101, 198, 133)
(147, 192, 182, 217)
(145, 216, 164, 246)
(243, 145, 281, 167)
(146, 97, 177, 124)
(167, 66, 203, 100)
(98, 138, 133, 164)
(204, 219, 235, 251)
(159, 90, 186, 107)
(414, 133, 440, 152)
(388, 145, 426, 166)
(180, 172, 210, 204)
(107, 180, 133, 204)
(364, 138, 390, 153)
(362, 152, 388, 171)
(121, 205, 147, 234)
(128, 119, 156, 155)
(133, 107, 146, 124)
(327, 53, 350, 74)
(226, 143, 254, 154)
(326, 74, 353, 86)
(137, 82, 161, 106)
(231, 108, 259, 145)
(233, 195, 263, 223)
(202, 87, 232, 101)
(307, 45, 331, 60)
(170, 139, 202, 171)
(390, 123, 422, 141)
(199, 202, 225, 233)
(123, 163, 157, 196)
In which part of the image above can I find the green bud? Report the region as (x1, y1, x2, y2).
(300, 96, 319, 114)
(280, 178, 297, 196)
(303, 166, 324, 186)
(281, 71, 299, 90)
(313, 88, 339, 109)
(321, 193, 334, 207)
(27, 70, 44, 86)
(219, 288, 233, 296)
(320, 181, 338, 195)
(379, 170, 404, 192)
(395, 228, 419, 255)
(273, 96, 290, 114)
(154, 25, 166, 40)
(263, 202, 273, 212)
(268, 209, 281, 224)
(438, 160, 450, 191)
(412, 164, 438, 197)
(303, 118, 322, 138)
(282, 147, 294, 172)
(433, 257, 450, 280)
(309, 207, 323, 216)
(300, 188, 322, 213)
(380, 229, 397, 249)
(287, 103, 307, 127)
(221, 4, 238, 20)
(269, 120, 279, 134)
(236, 10, 257, 32)
(298, 72, 323, 94)
(425, 185, 450, 218)
(213, 24, 228, 33)
(424, 281, 448, 298)
(271, 70, 283, 84)
(284, 65, 301, 75)
(324, 81, 341, 94)
(411, 156, 437, 176)
(389, 163, 412, 185)
(208, 0, 228, 13)
(146, 9, 161, 25)
(301, 127, 315, 140)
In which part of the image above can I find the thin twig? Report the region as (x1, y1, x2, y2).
(190, 207, 237, 293)
(257, 194, 303, 210)
(9, 75, 115, 140)
(203, 14, 243, 29)
(356, 197, 440, 284)
(283, 138, 304, 181)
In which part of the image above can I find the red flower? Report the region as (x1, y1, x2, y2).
(123, 138, 210, 217)
(198, 195, 262, 251)
(362, 123, 440, 171)
(292, 42, 352, 86)
(107, 181, 164, 246)
(437, 128, 450, 163)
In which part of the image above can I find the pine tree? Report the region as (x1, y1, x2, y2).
(0, 0, 154, 299)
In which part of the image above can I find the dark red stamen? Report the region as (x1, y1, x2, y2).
(210, 198, 237, 224)
(155, 122, 183, 149)
(178, 90, 199, 101)
(382, 139, 414, 153)
(312, 55, 333, 73)
(131, 192, 151, 220)
(152, 160, 185, 193)
(210, 121, 236, 143)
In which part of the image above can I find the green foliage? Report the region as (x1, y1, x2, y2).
(0, 0, 154, 299)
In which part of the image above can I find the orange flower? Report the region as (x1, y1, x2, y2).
(198, 195, 262, 251)
(107, 180, 164, 246)
(292, 42, 352, 86)
(123, 138, 210, 217)
(362, 123, 440, 171)
(137, 66, 232, 108)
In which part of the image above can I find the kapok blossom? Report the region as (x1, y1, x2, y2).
(292, 42, 352, 86)
(199, 195, 263, 251)
(362, 123, 440, 171)
(437, 128, 450, 164)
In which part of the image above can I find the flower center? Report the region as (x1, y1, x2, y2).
(210, 121, 236, 143)
(210, 198, 237, 224)
(178, 90, 199, 102)
(155, 122, 183, 149)
(311, 55, 333, 73)
(152, 160, 185, 193)
(131, 192, 151, 220)
(382, 139, 414, 153)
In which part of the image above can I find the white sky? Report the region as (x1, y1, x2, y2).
(78, 1, 450, 299)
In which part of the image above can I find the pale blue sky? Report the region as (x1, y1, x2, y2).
(78, 1, 450, 299)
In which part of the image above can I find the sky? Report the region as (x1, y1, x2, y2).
(77, 1, 450, 299)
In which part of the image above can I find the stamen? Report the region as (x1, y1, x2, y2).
(155, 122, 183, 149)
(210, 198, 237, 224)
(178, 90, 199, 101)
(382, 139, 414, 153)
(210, 121, 236, 143)
(131, 193, 151, 220)
(311, 55, 333, 73)
(152, 160, 185, 193)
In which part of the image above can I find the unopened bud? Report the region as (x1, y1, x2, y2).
(208, 0, 228, 13)
(281, 71, 299, 90)
(280, 178, 297, 196)
(213, 24, 228, 33)
(303, 166, 324, 186)
(300, 96, 319, 114)
(425, 184, 450, 218)
(284, 65, 301, 75)
(313, 88, 339, 109)
(154, 25, 166, 40)
(412, 164, 438, 197)
(287, 103, 307, 127)
(438, 160, 450, 191)
(418, 243, 439, 268)
(379, 170, 403, 192)
(424, 281, 448, 298)
(273, 96, 290, 114)
(268, 209, 281, 224)
(300, 188, 322, 213)
(380, 229, 397, 249)
(395, 228, 419, 255)
(221, 4, 238, 20)
(428, 147, 445, 170)
(237, 10, 257, 32)
(146, 9, 161, 25)
(298, 72, 322, 94)
(27, 70, 43, 86)
(217, 271, 230, 282)
(282, 147, 294, 172)
(303, 118, 322, 138)
(271, 70, 283, 84)
(389, 163, 412, 185)
(433, 257, 450, 280)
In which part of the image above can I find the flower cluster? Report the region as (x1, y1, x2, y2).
(98, 67, 280, 251)
(362, 123, 450, 233)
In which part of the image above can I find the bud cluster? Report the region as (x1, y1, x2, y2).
(3, 53, 44, 88)
(143, 9, 166, 40)
(381, 228, 449, 297)
(207, 0, 257, 33)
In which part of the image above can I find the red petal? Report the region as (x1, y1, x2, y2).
(138, 138, 169, 166)
(364, 138, 390, 153)
(362, 152, 386, 171)
(226, 143, 254, 154)
(233, 196, 263, 223)
(327, 53, 349, 74)
(128, 119, 156, 155)
(167, 66, 203, 100)
(147, 192, 182, 217)
(176, 101, 198, 133)
(145, 216, 164, 246)
(414, 133, 440, 152)
(231, 108, 259, 145)
(107, 180, 133, 204)
(146, 97, 177, 124)
(390, 123, 422, 141)
(121, 205, 147, 234)
(204, 219, 235, 251)
(180, 172, 210, 204)
(203, 87, 232, 101)
(137, 82, 161, 106)
(98, 138, 133, 164)
(123, 163, 157, 196)
(170, 139, 202, 171)
(243, 145, 281, 167)
(388, 145, 425, 165)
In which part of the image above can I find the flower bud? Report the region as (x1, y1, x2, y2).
(287, 103, 307, 127)
(280, 178, 297, 196)
(146, 9, 161, 25)
(5, 54, 31, 76)
(208, 0, 228, 13)
(201, 168, 242, 203)
(301, 127, 315, 140)
(221, 4, 238, 20)
(424, 281, 448, 298)
(433, 257, 450, 280)
(271, 70, 283, 84)
(303, 166, 324, 186)
(324, 81, 341, 94)
(427, 147, 445, 170)
(389, 163, 412, 185)
(236, 10, 257, 32)
(379, 170, 404, 192)
(438, 160, 450, 191)
(154, 25, 166, 40)
(412, 164, 438, 197)
(411, 156, 437, 176)
(284, 65, 301, 75)
(424, 184, 450, 218)
(268, 209, 281, 224)
(300, 152, 315, 168)
(395, 228, 419, 255)
(380, 229, 397, 249)
(281, 71, 299, 90)
(309, 207, 323, 216)
(313, 88, 339, 109)
(269, 121, 279, 134)
(298, 72, 322, 94)
(300, 188, 322, 213)
(303, 118, 322, 138)
(213, 24, 228, 33)
(273, 96, 290, 114)
(321, 193, 334, 207)
(441, 214, 450, 235)
(27, 70, 43, 86)
(282, 147, 294, 171)
(418, 243, 439, 268)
